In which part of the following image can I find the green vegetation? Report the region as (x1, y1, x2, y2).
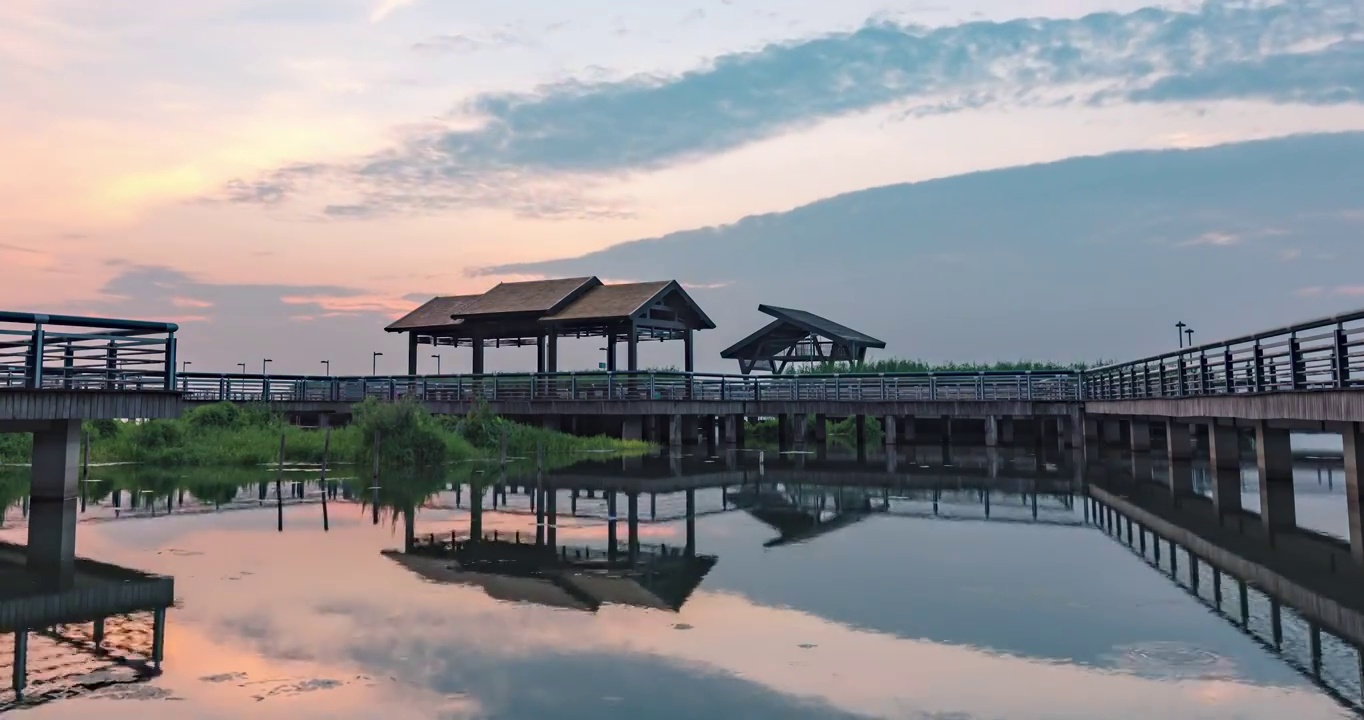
(792, 358, 1112, 374)
(0, 399, 649, 469)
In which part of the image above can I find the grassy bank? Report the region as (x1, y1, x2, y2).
(0, 399, 649, 468)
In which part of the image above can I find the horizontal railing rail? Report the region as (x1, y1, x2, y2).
(176, 370, 1082, 404)
(0, 311, 179, 392)
(1083, 307, 1364, 400)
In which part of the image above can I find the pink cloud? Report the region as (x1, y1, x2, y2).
(171, 296, 213, 308)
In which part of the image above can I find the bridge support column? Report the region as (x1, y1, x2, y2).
(1166, 420, 1193, 462)
(669, 414, 683, 448)
(777, 415, 791, 448)
(984, 416, 999, 448)
(1084, 416, 1099, 443)
(1000, 417, 1015, 445)
(1255, 421, 1296, 532)
(814, 414, 827, 444)
(855, 415, 867, 452)
(28, 419, 80, 581)
(883, 416, 897, 446)
(1101, 418, 1122, 447)
(723, 415, 743, 445)
(1343, 423, 1364, 565)
(701, 415, 718, 446)
(1129, 418, 1152, 453)
(681, 415, 700, 445)
(621, 416, 643, 442)
(903, 417, 916, 443)
(1209, 423, 1243, 517)
(794, 414, 808, 445)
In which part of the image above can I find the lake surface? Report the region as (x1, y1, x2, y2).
(1, 441, 1361, 719)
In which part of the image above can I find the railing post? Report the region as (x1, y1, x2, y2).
(607, 372, 614, 399)
(570, 373, 577, 399)
(1337, 323, 1352, 389)
(1253, 341, 1265, 392)
(717, 375, 724, 401)
(492, 375, 499, 401)
(1198, 352, 1210, 395)
(164, 332, 177, 391)
(1223, 350, 1234, 394)
(1176, 354, 1187, 397)
(1289, 333, 1306, 390)
(26, 325, 44, 389)
(878, 374, 885, 401)
(929, 373, 937, 401)
(833, 374, 841, 402)
(388, 379, 396, 401)
(219, 376, 227, 400)
(105, 340, 117, 390)
(63, 345, 74, 389)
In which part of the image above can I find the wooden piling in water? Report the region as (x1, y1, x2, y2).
(371, 431, 381, 525)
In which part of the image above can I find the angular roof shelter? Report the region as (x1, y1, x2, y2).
(720, 304, 886, 375)
(387, 277, 715, 374)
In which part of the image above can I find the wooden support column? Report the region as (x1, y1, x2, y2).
(606, 334, 617, 372)
(626, 321, 639, 372)
(1343, 423, 1364, 565)
(536, 334, 546, 374)
(406, 332, 419, 375)
(1208, 422, 1243, 517)
(471, 332, 485, 375)
(546, 330, 558, 373)
(1255, 420, 1296, 532)
(683, 328, 695, 373)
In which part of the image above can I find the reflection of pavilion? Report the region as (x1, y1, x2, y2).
(1, 499, 172, 708)
(385, 488, 717, 613)
(727, 485, 885, 547)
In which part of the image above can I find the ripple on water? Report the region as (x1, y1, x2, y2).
(1102, 641, 1238, 681)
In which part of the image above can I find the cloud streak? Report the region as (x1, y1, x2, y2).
(218, 0, 1364, 220)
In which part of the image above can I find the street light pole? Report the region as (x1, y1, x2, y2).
(182, 360, 191, 373)
(262, 359, 272, 376)
(1185, 328, 1195, 347)
(372, 352, 383, 375)
(431, 354, 441, 375)
(1176, 321, 1186, 348)
(321, 360, 331, 376)
(237, 362, 246, 375)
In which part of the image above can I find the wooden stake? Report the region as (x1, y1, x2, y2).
(275, 433, 286, 532)
(320, 426, 331, 532)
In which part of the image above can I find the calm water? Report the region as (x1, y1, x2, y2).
(1, 442, 1360, 719)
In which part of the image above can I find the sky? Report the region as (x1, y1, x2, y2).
(3, 0, 1364, 374)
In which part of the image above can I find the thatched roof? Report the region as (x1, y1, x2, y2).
(541, 281, 671, 322)
(385, 295, 479, 331)
(452, 277, 599, 317)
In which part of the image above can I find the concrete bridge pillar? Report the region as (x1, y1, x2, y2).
(723, 415, 743, 445)
(1129, 418, 1152, 453)
(814, 414, 828, 444)
(855, 415, 867, 452)
(1101, 418, 1122, 447)
(940, 415, 953, 446)
(1255, 421, 1296, 532)
(701, 415, 718, 446)
(1166, 420, 1193, 462)
(1000, 417, 1015, 445)
(883, 415, 898, 446)
(984, 415, 999, 448)
(669, 414, 683, 448)
(27, 420, 80, 581)
(903, 417, 916, 443)
(622, 416, 643, 442)
(1208, 423, 1244, 517)
(778, 414, 791, 448)
(1344, 423, 1364, 565)
(1084, 417, 1099, 443)
(794, 414, 809, 445)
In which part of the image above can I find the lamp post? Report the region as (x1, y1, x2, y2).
(237, 362, 246, 375)
(431, 354, 441, 375)
(181, 360, 191, 373)
(372, 352, 383, 376)
(321, 360, 331, 376)
(1176, 321, 1186, 348)
(262, 359, 272, 376)
(1185, 328, 1195, 347)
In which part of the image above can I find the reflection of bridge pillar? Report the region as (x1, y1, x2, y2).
(987, 447, 1000, 479)
(685, 489, 696, 557)
(470, 483, 484, 541)
(1343, 423, 1364, 564)
(627, 492, 640, 561)
(606, 491, 619, 559)
(547, 488, 558, 547)
(1255, 421, 1296, 532)
(1166, 420, 1193, 462)
(886, 450, 898, 473)
(12, 629, 27, 697)
(1208, 423, 1244, 516)
(984, 416, 999, 447)
(883, 416, 898, 446)
(1129, 418, 1151, 452)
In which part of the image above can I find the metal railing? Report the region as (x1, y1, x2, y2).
(177, 369, 1082, 404)
(1083, 308, 1364, 400)
(0, 312, 179, 391)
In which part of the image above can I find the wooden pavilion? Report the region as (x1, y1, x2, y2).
(387, 277, 715, 374)
(720, 305, 886, 375)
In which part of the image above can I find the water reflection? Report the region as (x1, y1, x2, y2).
(0, 444, 1361, 718)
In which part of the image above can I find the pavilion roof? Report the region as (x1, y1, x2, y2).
(385, 294, 480, 331)
(452, 277, 599, 318)
(720, 305, 885, 359)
